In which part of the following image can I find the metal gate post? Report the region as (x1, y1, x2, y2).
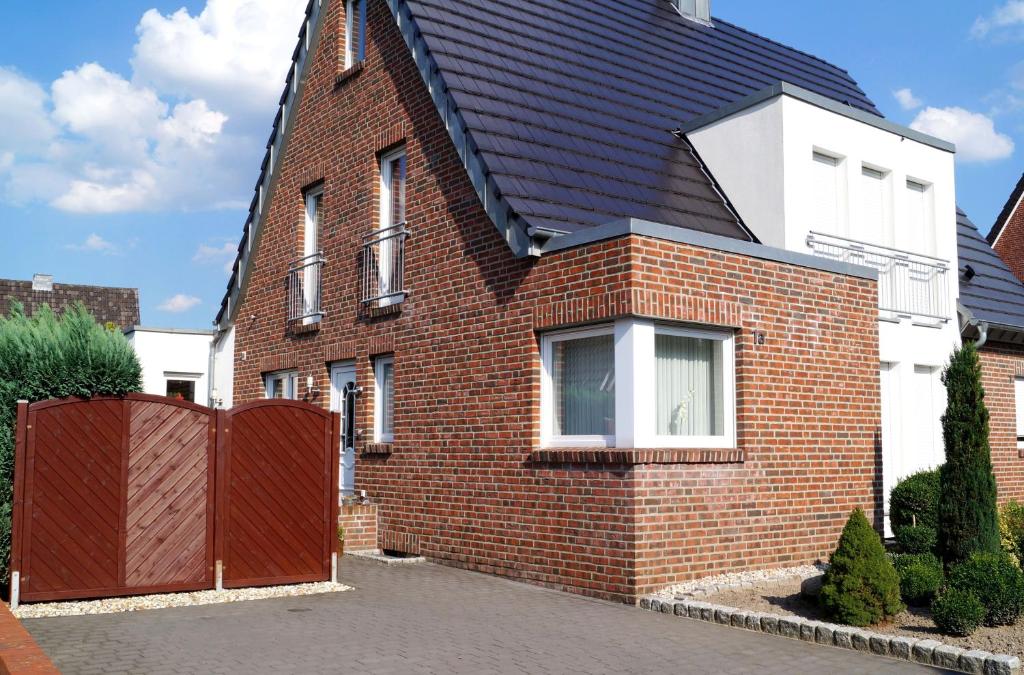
(9, 401, 30, 610)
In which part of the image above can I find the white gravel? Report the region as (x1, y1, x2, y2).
(654, 564, 826, 600)
(12, 581, 352, 619)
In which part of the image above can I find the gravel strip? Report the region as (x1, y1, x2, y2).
(13, 582, 352, 619)
(654, 564, 826, 599)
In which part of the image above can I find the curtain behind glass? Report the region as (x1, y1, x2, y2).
(656, 334, 724, 436)
(380, 361, 394, 435)
(553, 335, 615, 436)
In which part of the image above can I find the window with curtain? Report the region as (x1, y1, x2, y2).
(811, 152, 840, 235)
(344, 0, 367, 70)
(905, 179, 930, 253)
(375, 356, 395, 442)
(551, 333, 615, 438)
(655, 331, 724, 437)
(859, 165, 886, 244)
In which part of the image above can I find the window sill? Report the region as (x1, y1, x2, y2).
(530, 448, 744, 466)
(288, 319, 321, 336)
(335, 61, 364, 87)
(362, 443, 393, 456)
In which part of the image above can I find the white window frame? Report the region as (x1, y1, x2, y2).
(374, 356, 395, 443)
(378, 147, 407, 307)
(264, 370, 299, 400)
(303, 186, 323, 324)
(344, 0, 366, 70)
(539, 325, 617, 448)
(1015, 377, 1024, 450)
(539, 319, 736, 449)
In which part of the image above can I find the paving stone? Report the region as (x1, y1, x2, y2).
(959, 650, 993, 675)
(912, 639, 943, 665)
(985, 654, 1022, 675)
(744, 613, 762, 631)
(933, 645, 966, 670)
(814, 623, 836, 646)
(731, 610, 749, 628)
(778, 617, 803, 640)
(760, 615, 779, 635)
(714, 607, 732, 625)
(870, 634, 892, 656)
(23, 558, 933, 675)
(851, 630, 873, 653)
(673, 601, 689, 617)
(799, 621, 817, 642)
(888, 636, 918, 661)
(832, 626, 855, 650)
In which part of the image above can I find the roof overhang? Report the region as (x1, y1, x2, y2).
(678, 82, 956, 154)
(957, 300, 1024, 346)
(540, 217, 878, 280)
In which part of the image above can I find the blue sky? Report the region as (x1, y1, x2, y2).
(1, 1, 1023, 329)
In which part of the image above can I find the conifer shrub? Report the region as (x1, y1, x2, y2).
(893, 553, 944, 606)
(890, 468, 941, 533)
(948, 552, 1024, 627)
(819, 508, 904, 626)
(937, 343, 1000, 566)
(0, 302, 141, 583)
(931, 587, 986, 637)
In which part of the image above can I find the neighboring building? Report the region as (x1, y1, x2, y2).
(0, 274, 139, 329)
(988, 172, 1024, 284)
(209, 0, 1021, 601)
(124, 327, 216, 407)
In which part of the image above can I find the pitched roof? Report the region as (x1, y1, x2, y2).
(987, 172, 1024, 245)
(957, 209, 1024, 339)
(404, 0, 877, 241)
(0, 278, 140, 329)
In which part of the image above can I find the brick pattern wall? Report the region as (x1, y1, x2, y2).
(339, 504, 378, 552)
(0, 279, 140, 329)
(994, 193, 1024, 284)
(231, 0, 881, 602)
(979, 345, 1024, 503)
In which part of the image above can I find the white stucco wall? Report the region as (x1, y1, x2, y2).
(126, 328, 214, 407)
(211, 325, 235, 409)
(689, 93, 961, 532)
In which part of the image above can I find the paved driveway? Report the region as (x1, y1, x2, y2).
(24, 557, 940, 674)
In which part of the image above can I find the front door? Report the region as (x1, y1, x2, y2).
(330, 362, 358, 496)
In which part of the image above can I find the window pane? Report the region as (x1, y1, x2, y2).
(166, 380, 195, 403)
(553, 335, 615, 437)
(269, 377, 285, 399)
(389, 155, 406, 226)
(380, 361, 394, 436)
(655, 333, 724, 436)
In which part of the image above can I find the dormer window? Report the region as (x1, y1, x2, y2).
(671, 0, 711, 24)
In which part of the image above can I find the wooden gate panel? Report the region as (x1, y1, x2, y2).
(222, 402, 338, 588)
(21, 400, 123, 598)
(125, 400, 214, 589)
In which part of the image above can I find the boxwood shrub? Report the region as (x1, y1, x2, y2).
(890, 468, 940, 533)
(948, 552, 1024, 627)
(893, 553, 944, 606)
(894, 525, 937, 555)
(931, 587, 986, 637)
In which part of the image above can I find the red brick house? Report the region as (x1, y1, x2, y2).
(211, 0, 1015, 601)
(989, 173, 1024, 285)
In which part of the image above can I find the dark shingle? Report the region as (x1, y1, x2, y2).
(405, 0, 876, 239)
(0, 278, 140, 329)
(957, 209, 1024, 333)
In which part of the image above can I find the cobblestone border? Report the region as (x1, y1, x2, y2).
(639, 596, 1021, 675)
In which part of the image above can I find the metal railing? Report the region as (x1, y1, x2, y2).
(362, 223, 409, 309)
(286, 252, 325, 322)
(806, 232, 951, 324)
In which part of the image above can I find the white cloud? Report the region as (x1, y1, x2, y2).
(972, 1, 1024, 39)
(910, 106, 1015, 162)
(0, 0, 307, 215)
(158, 294, 202, 313)
(193, 241, 237, 273)
(893, 88, 922, 111)
(65, 233, 118, 254)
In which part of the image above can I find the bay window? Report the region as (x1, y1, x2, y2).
(540, 320, 735, 448)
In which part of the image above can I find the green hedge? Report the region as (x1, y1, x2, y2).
(0, 302, 141, 584)
(890, 469, 940, 533)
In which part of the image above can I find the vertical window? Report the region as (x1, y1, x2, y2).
(374, 356, 395, 442)
(381, 148, 407, 230)
(859, 165, 887, 244)
(912, 365, 944, 467)
(905, 179, 931, 254)
(655, 329, 726, 438)
(302, 188, 323, 322)
(550, 329, 616, 441)
(344, 0, 367, 70)
(376, 147, 407, 307)
(265, 371, 299, 400)
(812, 152, 841, 235)
(1015, 377, 1024, 448)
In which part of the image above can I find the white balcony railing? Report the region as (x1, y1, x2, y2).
(362, 224, 409, 310)
(806, 232, 951, 324)
(286, 252, 325, 322)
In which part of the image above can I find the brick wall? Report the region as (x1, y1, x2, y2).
(994, 194, 1024, 284)
(979, 345, 1024, 503)
(339, 504, 377, 552)
(231, 0, 881, 601)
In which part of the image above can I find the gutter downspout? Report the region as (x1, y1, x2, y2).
(208, 330, 219, 408)
(975, 321, 990, 349)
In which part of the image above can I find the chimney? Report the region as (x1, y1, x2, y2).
(671, 0, 711, 24)
(32, 274, 53, 292)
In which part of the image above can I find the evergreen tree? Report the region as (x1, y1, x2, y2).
(937, 342, 1000, 566)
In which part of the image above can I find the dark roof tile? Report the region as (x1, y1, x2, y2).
(0, 279, 141, 329)
(957, 209, 1024, 332)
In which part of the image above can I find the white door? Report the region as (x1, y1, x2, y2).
(330, 362, 358, 496)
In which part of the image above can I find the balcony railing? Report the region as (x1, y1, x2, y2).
(286, 252, 325, 323)
(362, 224, 409, 309)
(806, 232, 951, 324)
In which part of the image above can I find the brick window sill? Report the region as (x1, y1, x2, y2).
(288, 319, 321, 336)
(362, 443, 393, 456)
(335, 61, 365, 88)
(530, 448, 744, 466)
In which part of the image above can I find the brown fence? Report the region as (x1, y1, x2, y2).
(10, 394, 339, 605)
